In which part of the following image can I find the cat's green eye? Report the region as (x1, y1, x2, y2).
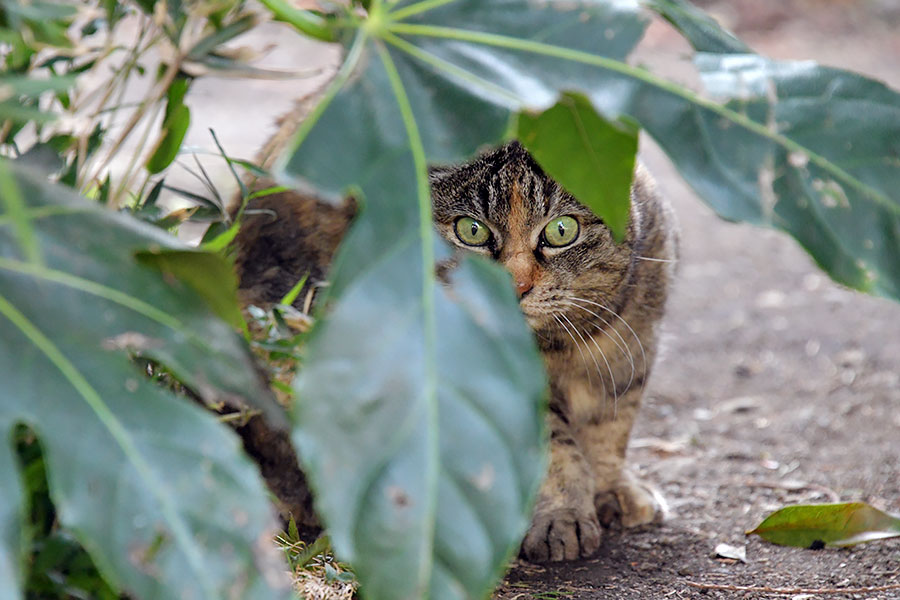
(543, 215, 579, 247)
(455, 216, 491, 246)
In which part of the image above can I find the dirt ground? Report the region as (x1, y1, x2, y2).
(177, 2, 900, 598)
(495, 3, 900, 599)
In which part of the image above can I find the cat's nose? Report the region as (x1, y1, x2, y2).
(516, 279, 533, 298)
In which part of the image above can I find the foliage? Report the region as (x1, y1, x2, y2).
(1, 1, 899, 600)
(748, 502, 900, 548)
(276, 528, 358, 600)
(0, 165, 291, 599)
(276, 0, 900, 598)
(1, 2, 292, 599)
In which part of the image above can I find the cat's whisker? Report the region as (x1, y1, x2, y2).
(568, 296, 647, 393)
(553, 313, 596, 395)
(634, 255, 677, 263)
(560, 312, 610, 401)
(562, 312, 617, 412)
(562, 299, 636, 394)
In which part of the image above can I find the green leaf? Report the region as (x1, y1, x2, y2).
(278, 272, 309, 307)
(146, 78, 192, 175)
(0, 164, 290, 599)
(516, 91, 638, 242)
(199, 219, 242, 252)
(641, 0, 751, 54)
(282, 27, 547, 600)
(684, 53, 900, 299)
(748, 502, 900, 548)
(135, 248, 247, 333)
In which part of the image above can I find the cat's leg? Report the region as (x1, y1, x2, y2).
(521, 408, 602, 562)
(578, 387, 666, 529)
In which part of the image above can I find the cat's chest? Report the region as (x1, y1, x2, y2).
(546, 344, 614, 424)
(545, 336, 633, 425)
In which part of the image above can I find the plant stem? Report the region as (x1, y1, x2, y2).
(375, 39, 440, 591)
(258, 0, 337, 42)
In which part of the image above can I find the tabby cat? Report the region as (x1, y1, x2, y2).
(233, 141, 678, 562)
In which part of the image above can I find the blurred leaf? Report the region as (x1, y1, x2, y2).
(642, 0, 751, 54)
(146, 78, 192, 174)
(14, 143, 65, 176)
(0, 164, 290, 599)
(0, 75, 75, 130)
(162, 183, 220, 210)
(200, 220, 241, 251)
(748, 502, 900, 548)
(0, 100, 55, 124)
(0, 0, 77, 49)
(0, 74, 75, 98)
(517, 91, 638, 242)
(278, 272, 309, 307)
(140, 178, 166, 211)
(136, 248, 246, 333)
(187, 14, 258, 60)
(0, 159, 41, 264)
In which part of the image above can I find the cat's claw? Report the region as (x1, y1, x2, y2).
(521, 508, 602, 562)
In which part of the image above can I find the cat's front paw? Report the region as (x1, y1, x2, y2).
(521, 507, 601, 562)
(595, 470, 667, 528)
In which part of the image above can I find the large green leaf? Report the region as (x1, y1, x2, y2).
(689, 53, 900, 298)
(282, 30, 547, 599)
(0, 164, 290, 599)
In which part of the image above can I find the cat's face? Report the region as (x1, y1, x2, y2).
(430, 142, 635, 341)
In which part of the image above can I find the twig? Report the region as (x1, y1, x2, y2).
(684, 580, 900, 595)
